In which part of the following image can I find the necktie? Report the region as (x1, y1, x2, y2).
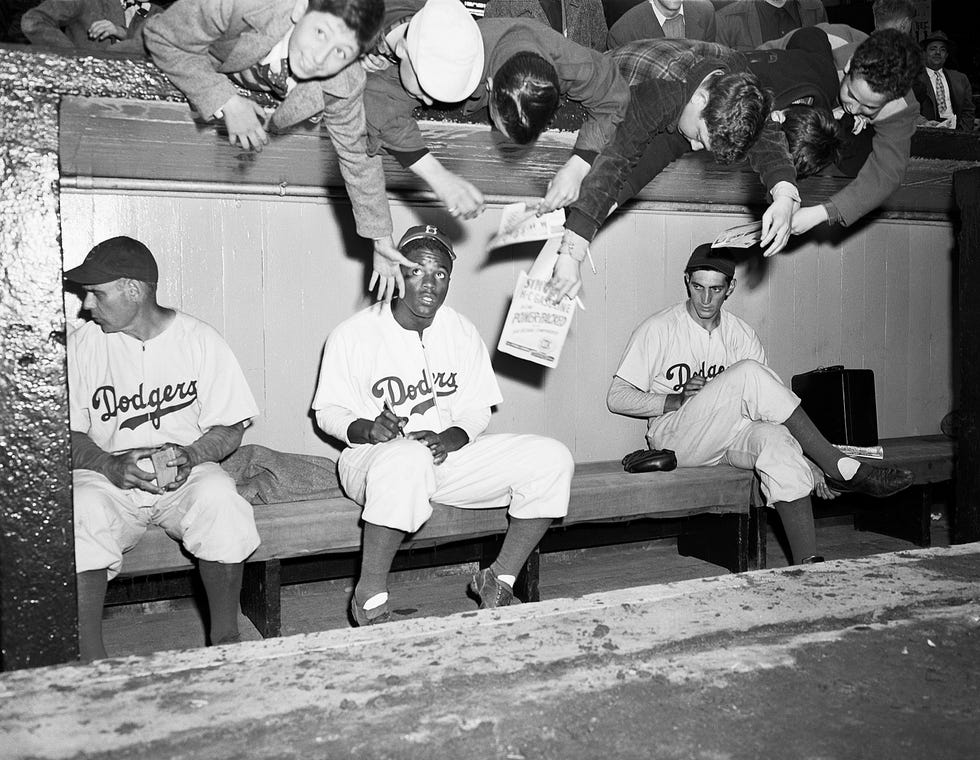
(933, 70, 948, 114)
(122, 0, 150, 18)
(662, 14, 685, 39)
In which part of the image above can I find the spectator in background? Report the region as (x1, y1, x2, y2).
(606, 0, 716, 50)
(21, 0, 163, 56)
(484, 0, 608, 51)
(913, 30, 975, 132)
(716, 0, 826, 51)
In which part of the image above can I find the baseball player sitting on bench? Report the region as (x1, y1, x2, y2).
(66, 237, 261, 660)
(607, 244, 914, 565)
(313, 225, 574, 625)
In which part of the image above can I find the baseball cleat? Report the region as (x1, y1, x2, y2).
(469, 568, 522, 609)
(825, 463, 914, 498)
(349, 596, 391, 627)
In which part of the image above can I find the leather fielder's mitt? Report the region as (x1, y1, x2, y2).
(622, 448, 678, 473)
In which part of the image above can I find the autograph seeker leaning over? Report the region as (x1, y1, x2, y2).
(145, 0, 412, 301)
(607, 245, 914, 564)
(66, 237, 260, 661)
(313, 226, 574, 625)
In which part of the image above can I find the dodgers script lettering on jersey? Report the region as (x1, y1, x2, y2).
(92, 380, 198, 431)
(372, 370, 458, 418)
(666, 362, 726, 391)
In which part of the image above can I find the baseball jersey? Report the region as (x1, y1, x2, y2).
(68, 311, 259, 453)
(615, 301, 766, 417)
(313, 303, 503, 446)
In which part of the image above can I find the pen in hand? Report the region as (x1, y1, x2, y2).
(384, 397, 406, 437)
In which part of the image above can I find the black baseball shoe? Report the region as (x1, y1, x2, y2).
(349, 595, 391, 626)
(469, 568, 522, 609)
(825, 463, 914, 498)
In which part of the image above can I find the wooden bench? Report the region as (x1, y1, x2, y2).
(114, 435, 955, 637)
(117, 460, 759, 637)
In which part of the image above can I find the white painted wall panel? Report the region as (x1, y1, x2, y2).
(60, 193, 956, 461)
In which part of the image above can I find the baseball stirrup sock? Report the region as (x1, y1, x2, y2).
(783, 406, 858, 480)
(774, 497, 817, 565)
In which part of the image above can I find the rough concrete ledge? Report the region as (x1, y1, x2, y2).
(4, 543, 980, 759)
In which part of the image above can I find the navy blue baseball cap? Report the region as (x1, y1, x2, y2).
(397, 225, 456, 262)
(65, 236, 159, 284)
(685, 243, 736, 280)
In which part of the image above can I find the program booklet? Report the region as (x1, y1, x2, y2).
(497, 238, 575, 368)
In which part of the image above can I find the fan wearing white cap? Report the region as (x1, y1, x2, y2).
(361, 0, 488, 220)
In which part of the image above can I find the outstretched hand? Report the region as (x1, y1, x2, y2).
(370, 236, 413, 302)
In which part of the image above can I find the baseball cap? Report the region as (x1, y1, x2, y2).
(405, 0, 485, 103)
(684, 243, 737, 280)
(398, 224, 456, 263)
(65, 236, 159, 284)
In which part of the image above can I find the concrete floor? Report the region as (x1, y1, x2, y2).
(4, 542, 979, 760)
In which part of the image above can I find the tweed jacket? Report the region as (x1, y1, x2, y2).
(21, 0, 162, 55)
(606, 0, 716, 50)
(483, 0, 609, 51)
(145, 0, 391, 239)
(716, 0, 827, 51)
(914, 68, 975, 132)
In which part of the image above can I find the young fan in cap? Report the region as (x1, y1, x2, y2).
(313, 225, 574, 624)
(145, 0, 412, 301)
(65, 236, 261, 660)
(361, 0, 488, 219)
(607, 243, 915, 565)
(362, 1, 629, 219)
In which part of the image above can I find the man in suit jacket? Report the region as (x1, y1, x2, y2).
(606, 0, 716, 50)
(913, 30, 974, 132)
(22, 0, 163, 56)
(483, 0, 608, 51)
(716, 0, 826, 51)
(145, 0, 412, 300)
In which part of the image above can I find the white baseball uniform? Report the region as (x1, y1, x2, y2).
(313, 303, 573, 533)
(69, 311, 261, 577)
(615, 301, 813, 503)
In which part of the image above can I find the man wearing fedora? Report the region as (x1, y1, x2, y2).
(66, 236, 261, 660)
(606, 244, 915, 565)
(313, 225, 574, 625)
(913, 30, 974, 131)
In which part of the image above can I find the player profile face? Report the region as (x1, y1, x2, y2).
(685, 269, 733, 325)
(838, 72, 889, 119)
(81, 280, 140, 334)
(395, 249, 452, 325)
(288, 7, 359, 81)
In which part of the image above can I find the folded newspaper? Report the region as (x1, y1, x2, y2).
(834, 444, 884, 459)
(712, 220, 763, 248)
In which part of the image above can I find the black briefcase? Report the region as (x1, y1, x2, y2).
(790, 366, 879, 446)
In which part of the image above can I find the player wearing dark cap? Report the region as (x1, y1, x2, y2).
(66, 236, 260, 660)
(313, 225, 574, 624)
(606, 243, 914, 564)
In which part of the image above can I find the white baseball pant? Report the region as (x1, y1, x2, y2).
(647, 359, 814, 503)
(73, 462, 260, 578)
(338, 434, 574, 533)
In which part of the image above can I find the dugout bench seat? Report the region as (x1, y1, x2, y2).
(114, 435, 954, 638)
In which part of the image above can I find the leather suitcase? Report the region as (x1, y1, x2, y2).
(790, 366, 879, 446)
